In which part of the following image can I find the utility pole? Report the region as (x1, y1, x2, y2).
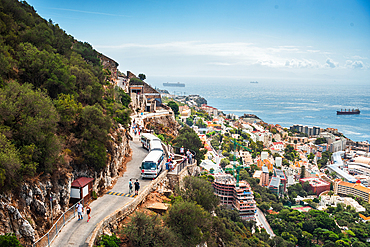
(50, 194, 53, 225)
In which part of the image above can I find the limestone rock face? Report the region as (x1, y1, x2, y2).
(0, 125, 131, 246)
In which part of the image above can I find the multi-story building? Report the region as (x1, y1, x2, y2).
(268, 176, 281, 195)
(274, 169, 287, 193)
(334, 179, 370, 203)
(261, 165, 269, 186)
(212, 175, 235, 206)
(213, 175, 256, 220)
(275, 157, 282, 168)
(233, 181, 257, 220)
(299, 177, 330, 196)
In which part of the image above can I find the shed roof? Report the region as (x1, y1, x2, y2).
(71, 177, 94, 188)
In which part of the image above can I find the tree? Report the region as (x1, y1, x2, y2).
(0, 134, 23, 190)
(300, 165, 306, 179)
(308, 153, 315, 163)
(75, 104, 112, 170)
(173, 126, 206, 162)
(176, 176, 219, 212)
(0, 81, 61, 175)
(96, 234, 120, 247)
(124, 212, 179, 247)
(167, 101, 179, 115)
(138, 73, 146, 81)
(165, 201, 211, 246)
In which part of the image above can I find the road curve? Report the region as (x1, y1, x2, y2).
(51, 140, 151, 247)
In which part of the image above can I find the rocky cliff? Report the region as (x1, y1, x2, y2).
(0, 125, 131, 245)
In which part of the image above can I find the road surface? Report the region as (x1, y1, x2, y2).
(51, 140, 152, 247)
(256, 208, 275, 237)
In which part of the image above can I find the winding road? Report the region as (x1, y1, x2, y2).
(51, 140, 151, 247)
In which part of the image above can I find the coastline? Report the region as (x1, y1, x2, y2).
(151, 77, 370, 142)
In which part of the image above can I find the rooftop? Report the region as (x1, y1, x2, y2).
(338, 181, 370, 194)
(269, 177, 280, 188)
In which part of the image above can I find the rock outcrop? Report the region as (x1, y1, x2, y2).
(0, 125, 131, 245)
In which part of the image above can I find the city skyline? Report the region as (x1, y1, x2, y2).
(27, 0, 370, 82)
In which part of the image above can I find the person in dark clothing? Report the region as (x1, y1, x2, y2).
(134, 179, 140, 195)
(86, 204, 91, 222)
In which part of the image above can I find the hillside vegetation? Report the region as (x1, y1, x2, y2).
(0, 0, 131, 192)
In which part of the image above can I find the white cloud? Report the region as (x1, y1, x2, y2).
(98, 41, 365, 72)
(208, 62, 232, 66)
(325, 58, 338, 68)
(48, 7, 129, 17)
(345, 60, 365, 69)
(284, 59, 321, 68)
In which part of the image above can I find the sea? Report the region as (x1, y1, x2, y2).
(147, 76, 370, 142)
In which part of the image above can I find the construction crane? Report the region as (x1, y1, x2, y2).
(230, 138, 253, 187)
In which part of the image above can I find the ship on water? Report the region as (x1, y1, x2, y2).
(250, 81, 258, 83)
(337, 109, 360, 115)
(163, 82, 185, 87)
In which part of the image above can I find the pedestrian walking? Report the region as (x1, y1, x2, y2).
(86, 204, 91, 222)
(187, 149, 193, 164)
(134, 179, 140, 195)
(129, 179, 133, 194)
(76, 202, 83, 221)
(180, 146, 184, 155)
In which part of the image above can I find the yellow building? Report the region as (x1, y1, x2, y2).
(334, 179, 370, 203)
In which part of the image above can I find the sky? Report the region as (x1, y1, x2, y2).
(27, 0, 370, 82)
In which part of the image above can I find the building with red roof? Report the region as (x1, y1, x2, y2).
(71, 177, 94, 204)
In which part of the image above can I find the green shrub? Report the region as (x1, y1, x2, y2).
(0, 233, 22, 247)
(96, 234, 120, 247)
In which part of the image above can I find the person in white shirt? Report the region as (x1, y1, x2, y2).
(76, 202, 83, 221)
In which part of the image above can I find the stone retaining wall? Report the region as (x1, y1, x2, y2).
(87, 162, 200, 246)
(87, 171, 169, 246)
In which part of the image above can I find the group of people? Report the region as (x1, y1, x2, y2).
(180, 146, 193, 164)
(76, 146, 194, 223)
(165, 153, 175, 171)
(76, 202, 91, 222)
(76, 178, 141, 223)
(129, 178, 140, 195)
(132, 119, 142, 136)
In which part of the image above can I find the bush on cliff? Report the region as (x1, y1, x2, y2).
(173, 126, 206, 163)
(175, 176, 219, 212)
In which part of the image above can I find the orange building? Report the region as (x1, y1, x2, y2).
(334, 179, 370, 203)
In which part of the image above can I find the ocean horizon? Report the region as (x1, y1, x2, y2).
(146, 76, 370, 142)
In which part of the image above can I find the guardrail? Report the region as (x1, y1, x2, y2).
(33, 198, 85, 247)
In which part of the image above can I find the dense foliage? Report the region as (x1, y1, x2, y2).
(173, 126, 206, 162)
(122, 176, 270, 247)
(167, 101, 179, 115)
(0, 233, 22, 247)
(0, 0, 131, 191)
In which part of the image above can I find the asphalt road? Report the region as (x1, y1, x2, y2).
(256, 208, 275, 237)
(51, 140, 152, 247)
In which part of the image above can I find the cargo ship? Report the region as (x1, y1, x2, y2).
(163, 82, 185, 87)
(337, 109, 360, 115)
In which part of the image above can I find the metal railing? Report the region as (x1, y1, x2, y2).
(33, 198, 84, 247)
(176, 158, 189, 174)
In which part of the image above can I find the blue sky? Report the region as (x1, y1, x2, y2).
(27, 0, 370, 82)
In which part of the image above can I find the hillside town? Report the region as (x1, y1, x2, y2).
(159, 90, 370, 227)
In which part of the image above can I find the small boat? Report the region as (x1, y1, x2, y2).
(337, 109, 360, 115)
(250, 81, 258, 84)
